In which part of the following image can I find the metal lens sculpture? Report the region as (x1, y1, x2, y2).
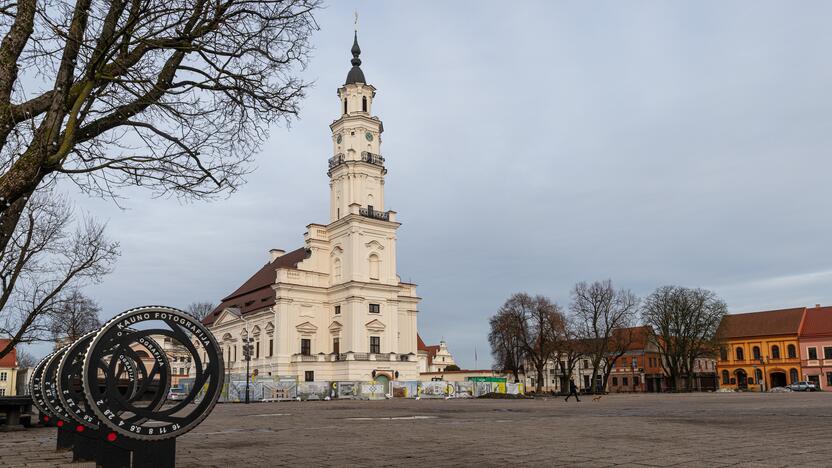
(82, 306, 224, 440)
(56, 330, 160, 430)
(30, 352, 56, 422)
(42, 346, 74, 425)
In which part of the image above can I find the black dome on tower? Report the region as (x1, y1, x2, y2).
(345, 32, 366, 85)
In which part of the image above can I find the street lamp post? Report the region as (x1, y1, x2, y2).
(759, 356, 767, 392)
(243, 337, 254, 404)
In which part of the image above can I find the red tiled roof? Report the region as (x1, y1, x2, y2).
(0, 339, 17, 368)
(799, 306, 832, 338)
(613, 325, 653, 351)
(717, 307, 806, 339)
(202, 248, 309, 325)
(417, 334, 441, 367)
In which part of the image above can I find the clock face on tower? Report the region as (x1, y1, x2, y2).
(365, 132, 373, 142)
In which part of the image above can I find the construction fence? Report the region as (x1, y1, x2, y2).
(179, 374, 525, 403)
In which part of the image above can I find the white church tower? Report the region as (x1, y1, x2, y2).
(204, 31, 421, 387)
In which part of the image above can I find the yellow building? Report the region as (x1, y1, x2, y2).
(716, 307, 805, 391)
(0, 339, 19, 396)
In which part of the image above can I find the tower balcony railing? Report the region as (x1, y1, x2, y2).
(328, 153, 345, 169)
(361, 151, 385, 167)
(359, 206, 390, 221)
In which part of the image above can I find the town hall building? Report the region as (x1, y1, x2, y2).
(202, 33, 421, 385)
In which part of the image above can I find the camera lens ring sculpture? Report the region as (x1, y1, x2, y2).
(30, 352, 56, 420)
(42, 345, 74, 424)
(56, 331, 102, 429)
(82, 306, 224, 440)
(56, 330, 169, 430)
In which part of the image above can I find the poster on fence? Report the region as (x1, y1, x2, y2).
(392, 381, 419, 398)
(506, 382, 524, 395)
(360, 382, 387, 400)
(419, 381, 448, 398)
(337, 381, 362, 399)
(454, 382, 474, 398)
(267, 377, 299, 401)
(298, 382, 331, 400)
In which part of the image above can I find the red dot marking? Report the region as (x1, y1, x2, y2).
(43, 416, 50, 422)
(76, 425, 84, 432)
(56, 420, 64, 427)
(106, 432, 117, 442)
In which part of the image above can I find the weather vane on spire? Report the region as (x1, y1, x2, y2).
(354, 10, 359, 33)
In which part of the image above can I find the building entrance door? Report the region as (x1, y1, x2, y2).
(735, 369, 748, 390)
(770, 371, 787, 388)
(375, 374, 390, 394)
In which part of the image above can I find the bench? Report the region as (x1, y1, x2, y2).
(0, 396, 33, 431)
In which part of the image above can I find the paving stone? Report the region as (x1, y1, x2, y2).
(1, 393, 831, 466)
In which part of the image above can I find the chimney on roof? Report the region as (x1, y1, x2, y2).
(269, 249, 285, 262)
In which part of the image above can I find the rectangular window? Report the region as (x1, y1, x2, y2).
(334, 305, 341, 315)
(0, 371, 6, 381)
(269, 339, 274, 357)
(634, 377, 640, 386)
(369, 303, 380, 314)
(623, 377, 629, 386)
(583, 359, 589, 368)
(612, 377, 618, 386)
(825, 347, 832, 360)
(827, 372, 832, 387)
(256, 341, 260, 358)
(233, 345, 237, 361)
(0, 388, 5, 396)
(333, 337, 340, 354)
(809, 347, 818, 360)
(301, 339, 311, 356)
(370, 336, 380, 354)
(305, 371, 314, 382)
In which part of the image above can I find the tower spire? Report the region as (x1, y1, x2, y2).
(345, 16, 366, 85)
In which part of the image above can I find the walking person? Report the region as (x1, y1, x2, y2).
(565, 378, 580, 402)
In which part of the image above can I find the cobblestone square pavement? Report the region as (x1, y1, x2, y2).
(3, 392, 832, 467)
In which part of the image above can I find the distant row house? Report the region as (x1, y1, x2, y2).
(524, 326, 718, 394)
(716, 304, 832, 391)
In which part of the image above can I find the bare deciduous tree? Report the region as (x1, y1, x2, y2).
(48, 289, 102, 345)
(642, 286, 727, 391)
(571, 280, 639, 393)
(0, 189, 118, 358)
(15, 348, 36, 367)
(493, 293, 565, 393)
(186, 301, 215, 321)
(0, 0, 321, 255)
(488, 308, 525, 383)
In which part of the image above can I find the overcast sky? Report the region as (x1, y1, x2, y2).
(44, 1, 832, 368)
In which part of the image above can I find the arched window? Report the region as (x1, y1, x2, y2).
(362, 96, 367, 112)
(721, 370, 730, 385)
(735, 347, 744, 361)
(755, 368, 763, 384)
(752, 346, 761, 360)
(789, 368, 798, 384)
(771, 345, 780, 359)
(719, 347, 728, 361)
(343, 98, 348, 114)
(787, 344, 796, 359)
(368, 254, 380, 280)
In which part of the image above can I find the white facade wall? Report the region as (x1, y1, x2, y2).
(208, 47, 420, 384)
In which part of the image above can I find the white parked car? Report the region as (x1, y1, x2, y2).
(786, 381, 818, 392)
